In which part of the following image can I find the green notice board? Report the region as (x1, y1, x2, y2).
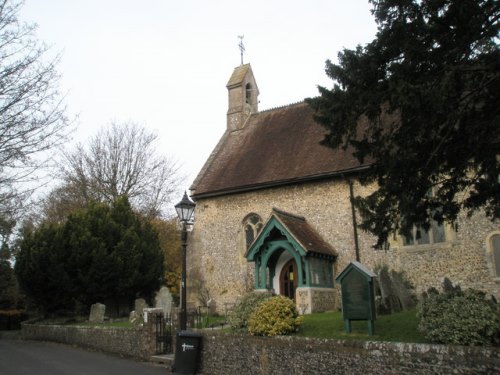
(336, 261, 376, 335)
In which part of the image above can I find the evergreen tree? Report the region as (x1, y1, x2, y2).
(0, 243, 19, 309)
(15, 196, 164, 315)
(307, 0, 499, 245)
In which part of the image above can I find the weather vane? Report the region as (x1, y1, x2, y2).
(238, 35, 245, 65)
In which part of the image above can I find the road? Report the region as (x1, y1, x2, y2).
(0, 339, 170, 375)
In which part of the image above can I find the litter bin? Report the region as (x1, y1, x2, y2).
(173, 330, 202, 374)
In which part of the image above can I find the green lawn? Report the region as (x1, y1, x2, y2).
(295, 309, 428, 343)
(75, 320, 133, 329)
(63, 310, 426, 343)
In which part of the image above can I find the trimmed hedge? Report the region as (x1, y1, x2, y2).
(417, 288, 500, 346)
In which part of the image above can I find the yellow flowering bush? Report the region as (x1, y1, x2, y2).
(247, 295, 303, 336)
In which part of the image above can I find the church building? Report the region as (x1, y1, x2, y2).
(187, 63, 500, 314)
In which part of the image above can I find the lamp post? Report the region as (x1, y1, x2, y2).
(175, 191, 196, 331)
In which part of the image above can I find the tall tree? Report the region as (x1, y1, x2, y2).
(150, 217, 181, 302)
(55, 122, 182, 219)
(0, 0, 70, 223)
(307, 0, 499, 246)
(0, 243, 21, 309)
(15, 196, 164, 315)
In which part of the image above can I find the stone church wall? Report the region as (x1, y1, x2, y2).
(188, 177, 499, 313)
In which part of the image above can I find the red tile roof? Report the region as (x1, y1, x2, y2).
(191, 101, 370, 198)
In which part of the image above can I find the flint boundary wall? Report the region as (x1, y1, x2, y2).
(19, 324, 500, 373)
(199, 331, 500, 375)
(21, 322, 156, 360)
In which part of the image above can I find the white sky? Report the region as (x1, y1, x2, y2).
(20, 0, 377, 202)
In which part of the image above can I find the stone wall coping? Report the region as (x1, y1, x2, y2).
(200, 330, 500, 356)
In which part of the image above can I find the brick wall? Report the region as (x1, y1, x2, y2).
(199, 331, 500, 375)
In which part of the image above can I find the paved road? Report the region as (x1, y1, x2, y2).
(0, 339, 170, 375)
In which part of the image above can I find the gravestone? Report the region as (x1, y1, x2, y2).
(390, 270, 416, 310)
(377, 267, 402, 314)
(134, 298, 148, 319)
(155, 286, 173, 316)
(129, 310, 138, 325)
(89, 303, 106, 323)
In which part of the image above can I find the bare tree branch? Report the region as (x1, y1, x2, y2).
(0, 0, 71, 224)
(53, 122, 183, 219)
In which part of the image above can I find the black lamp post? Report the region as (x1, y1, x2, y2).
(175, 191, 196, 331)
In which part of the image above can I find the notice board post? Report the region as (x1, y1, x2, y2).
(336, 261, 376, 336)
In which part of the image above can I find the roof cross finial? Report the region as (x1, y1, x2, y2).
(238, 35, 245, 65)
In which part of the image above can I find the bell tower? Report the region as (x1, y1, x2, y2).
(226, 63, 259, 131)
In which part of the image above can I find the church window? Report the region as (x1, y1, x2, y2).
(488, 233, 500, 277)
(402, 220, 446, 246)
(309, 258, 334, 287)
(402, 190, 447, 247)
(243, 213, 263, 248)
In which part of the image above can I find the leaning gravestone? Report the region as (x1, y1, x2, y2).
(390, 270, 416, 310)
(134, 298, 148, 319)
(89, 303, 106, 323)
(155, 286, 173, 316)
(377, 267, 402, 314)
(129, 310, 138, 324)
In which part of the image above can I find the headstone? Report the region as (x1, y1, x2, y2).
(441, 277, 461, 295)
(377, 267, 402, 314)
(154, 286, 173, 315)
(134, 298, 148, 319)
(89, 303, 106, 323)
(129, 310, 137, 324)
(390, 270, 416, 310)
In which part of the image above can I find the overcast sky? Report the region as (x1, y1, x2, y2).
(20, 0, 377, 205)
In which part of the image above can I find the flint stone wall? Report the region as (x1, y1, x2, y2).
(189, 178, 500, 314)
(21, 322, 156, 360)
(199, 331, 500, 375)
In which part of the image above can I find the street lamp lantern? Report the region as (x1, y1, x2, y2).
(175, 191, 196, 331)
(175, 191, 196, 224)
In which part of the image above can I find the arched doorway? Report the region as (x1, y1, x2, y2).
(280, 259, 297, 300)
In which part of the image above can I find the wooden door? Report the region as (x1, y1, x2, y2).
(280, 259, 297, 300)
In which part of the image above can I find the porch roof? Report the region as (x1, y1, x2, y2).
(246, 208, 337, 260)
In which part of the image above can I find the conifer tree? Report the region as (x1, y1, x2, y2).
(308, 0, 499, 245)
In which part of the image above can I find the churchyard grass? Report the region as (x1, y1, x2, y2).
(75, 320, 133, 329)
(295, 309, 427, 343)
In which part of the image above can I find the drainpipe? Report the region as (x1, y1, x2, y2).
(347, 178, 361, 262)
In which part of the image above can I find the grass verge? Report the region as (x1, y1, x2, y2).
(295, 309, 428, 343)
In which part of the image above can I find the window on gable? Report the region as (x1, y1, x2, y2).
(243, 213, 263, 248)
(402, 220, 446, 246)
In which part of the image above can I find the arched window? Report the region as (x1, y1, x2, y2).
(488, 233, 500, 277)
(243, 213, 263, 249)
(245, 83, 252, 104)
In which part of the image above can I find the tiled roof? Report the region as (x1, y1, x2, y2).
(273, 208, 337, 257)
(226, 64, 251, 88)
(191, 101, 370, 198)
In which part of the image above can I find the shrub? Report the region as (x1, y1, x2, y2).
(417, 288, 500, 346)
(228, 291, 273, 330)
(0, 310, 28, 330)
(248, 295, 303, 336)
